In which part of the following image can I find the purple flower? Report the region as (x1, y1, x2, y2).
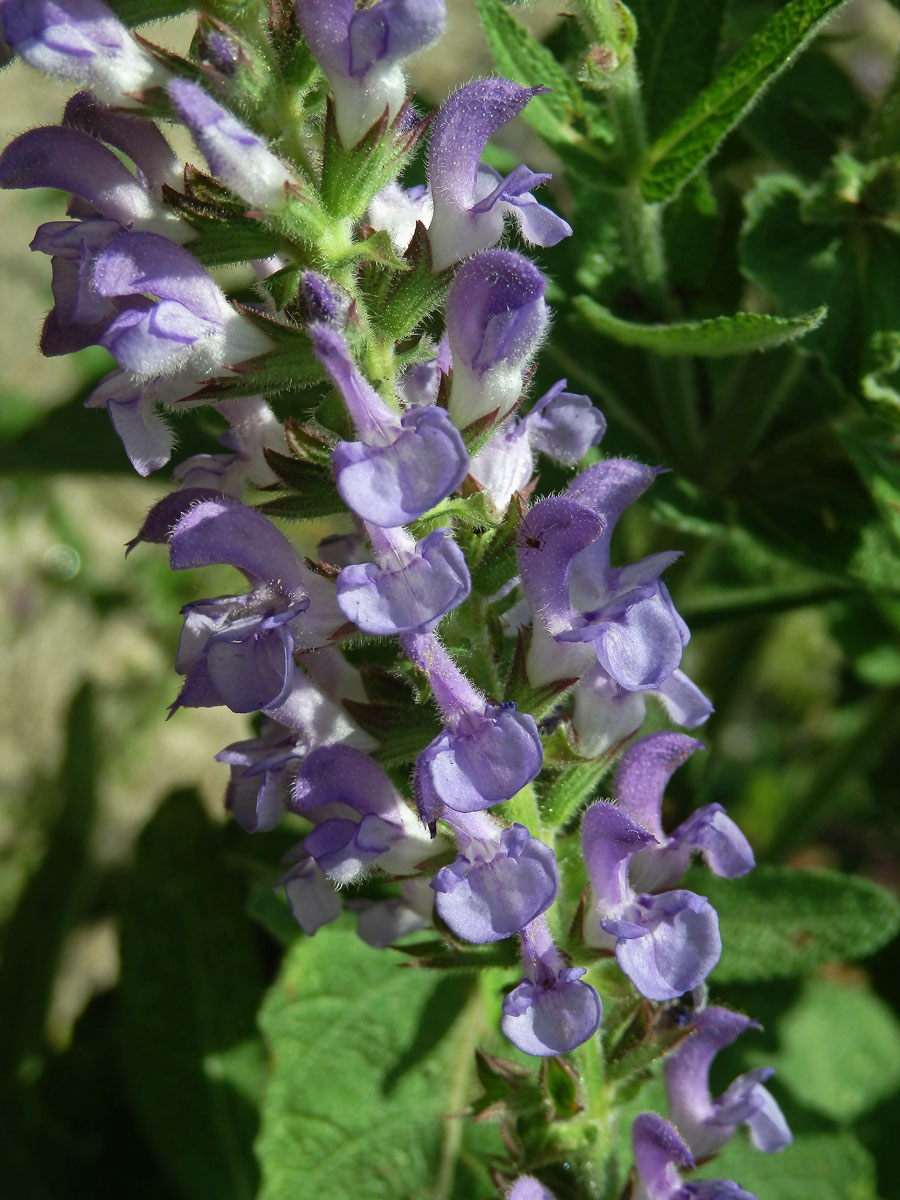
(367, 180, 433, 253)
(336, 523, 470, 635)
(616, 734, 754, 893)
(427, 78, 571, 270)
(168, 79, 295, 212)
(293, 745, 437, 881)
(446, 250, 548, 428)
(278, 850, 342, 935)
(501, 915, 602, 1056)
(632, 1113, 758, 1200)
(403, 631, 542, 821)
(0, 0, 163, 104)
(469, 378, 606, 513)
(582, 802, 721, 1001)
(508, 1179, 557, 1200)
(0, 126, 175, 231)
(665, 1007, 792, 1159)
(310, 323, 468, 525)
(296, 0, 445, 146)
(167, 498, 342, 714)
(431, 811, 558, 943)
(518, 460, 698, 693)
(572, 663, 713, 756)
(172, 396, 283, 495)
(90, 232, 272, 379)
(216, 721, 306, 833)
(63, 91, 182, 195)
(350, 876, 434, 947)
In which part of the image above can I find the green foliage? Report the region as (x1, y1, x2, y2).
(119, 791, 267, 1200)
(574, 296, 826, 355)
(767, 977, 900, 1123)
(697, 866, 900, 983)
(256, 924, 502, 1200)
(106, 0, 193, 21)
(641, 0, 850, 202)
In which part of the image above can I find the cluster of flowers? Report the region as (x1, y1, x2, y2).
(0, 0, 791, 1194)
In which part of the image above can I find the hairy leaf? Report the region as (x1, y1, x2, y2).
(691, 865, 900, 982)
(642, 0, 849, 203)
(257, 924, 501, 1200)
(574, 296, 825, 356)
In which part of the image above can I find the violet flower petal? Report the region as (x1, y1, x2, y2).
(501, 967, 601, 1056)
(279, 854, 342, 935)
(432, 823, 558, 943)
(610, 890, 721, 1002)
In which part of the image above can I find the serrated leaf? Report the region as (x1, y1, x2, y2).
(641, 0, 850, 203)
(475, 0, 581, 146)
(377, 223, 450, 339)
(692, 865, 900, 983)
(256, 924, 501, 1200)
(574, 295, 826, 356)
(119, 791, 266, 1200)
(629, 0, 729, 140)
(469, 497, 522, 597)
(763, 977, 900, 1122)
(539, 757, 614, 828)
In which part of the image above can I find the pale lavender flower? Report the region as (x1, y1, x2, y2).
(172, 396, 283, 495)
(168, 498, 342, 714)
(508, 1178, 557, 1200)
(431, 809, 557, 943)
(279, 850, 342, 935)
(367, 180, 433, 253)
(403, 631, 542, 822)
(296, 0, 445, 146)
(292, 745, 438, 882)
(446, 250, 549, 428)
(427, 78, 571, 270)
(665, 1007, 792, 1159)
(351, 876, 434, 947)
(501, 915, 601, 1056)
(168, 79, 296, 212)
(310, 323, 468, 525)
(582, 802, 721, 1001)
(336, 522, 470, 635)
(217, 720, 306, 833)
(0, 0, 164, 104)
(617, 734, 754, 893)
(632, 1113, 757, 1200)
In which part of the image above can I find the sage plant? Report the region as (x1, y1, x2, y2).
(3, 1, 899, 1198)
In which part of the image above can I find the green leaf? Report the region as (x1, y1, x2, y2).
(641, 0, 850, 203)
(765, 977, 900, 1122)
(119, 791, 267, 1200)
(574, 295, 826, 355)
(475, 0, 582, 146)
(628, 0, 729, 139)
(257, 924, 501, 1200)
(691, 865, 900, 983)
(106, 0, 192, 21)
(693, 1132, 877, 1200)
(342, 699, 442, 768)
(257, 450, 345, 519)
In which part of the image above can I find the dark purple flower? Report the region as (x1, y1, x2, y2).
(431, 811, 558, 943)
(582, 802, 721, 1001)
(296, 271, 350, 327)
(428, 78, 571, 269)
(168, 79, 294, 212)
(616, 734, 754, 893)
(0, 0, 162, 104)
(665, 1007, 792, 1159)
(632, 1113, 758, 1200)
(296, 0, 445, 145)
(168, 498, 342, 714)
(91, 232, 272, 378)
(403, 631, 542, 821)
(446, 250, 548, 427)
(216, 721, 306, 833)
(62, 91, 181, 195)
(310, 323, 468, 525)
(336, 523, 470, 635)
(293, 745, 437, 881)
(501, 915, 602, 1056)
